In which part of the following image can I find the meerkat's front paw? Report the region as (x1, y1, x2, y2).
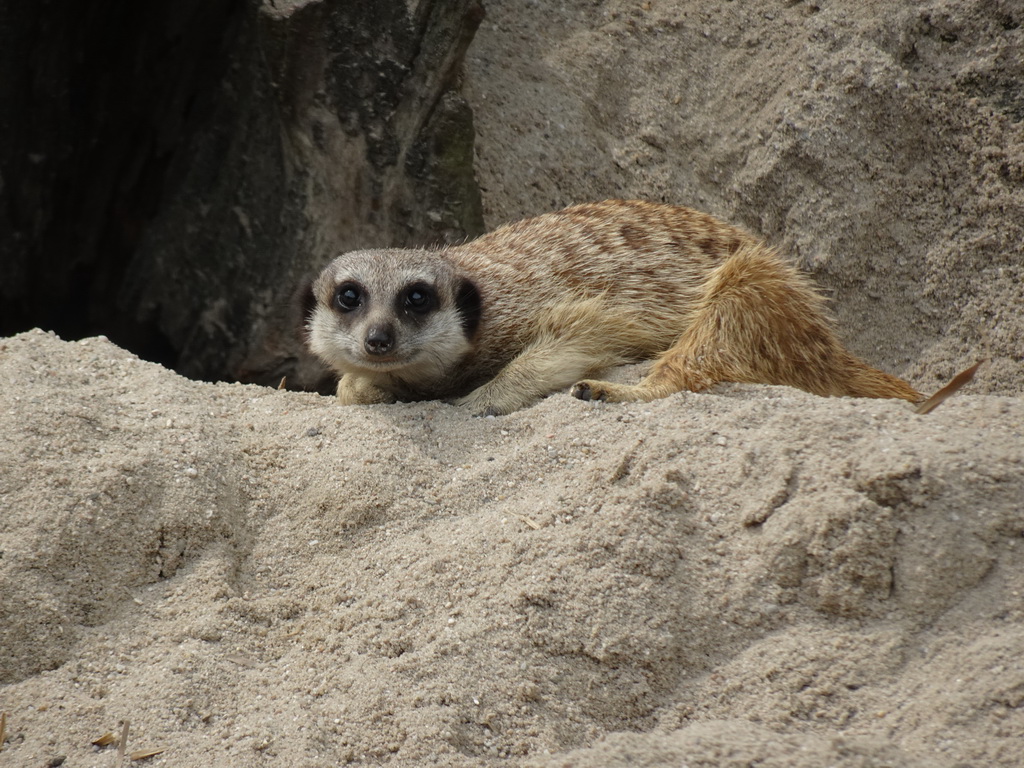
(457, 382, 534, 416)
(456, 399, 507, 417)
(336, 375, 395, 405)
(455, 391, 514, 417)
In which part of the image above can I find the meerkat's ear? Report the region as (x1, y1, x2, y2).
(293, 276, 318, 345)
(455, 278, 482, 338)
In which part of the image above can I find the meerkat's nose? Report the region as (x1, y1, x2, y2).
(364, 326, 395, 356)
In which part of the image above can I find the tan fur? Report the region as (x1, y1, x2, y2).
(306, 200, 924, 414)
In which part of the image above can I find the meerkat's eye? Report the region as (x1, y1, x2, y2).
(334, 283, 362, 312)
(403, 284, 436, 314)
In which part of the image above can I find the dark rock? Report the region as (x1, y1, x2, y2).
(0, 0, 485, 391)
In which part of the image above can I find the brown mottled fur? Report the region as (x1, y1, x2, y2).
(307, 200, 923, 414)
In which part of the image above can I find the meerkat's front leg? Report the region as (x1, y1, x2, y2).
(458, 343, 603, 415)
(458, 335, 618, 417)
(457, 296, 634, 415)
(336, 374, 397, 405)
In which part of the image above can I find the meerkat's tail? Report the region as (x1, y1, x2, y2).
(573, 241, 928, 404)
(826, 353, 923, 402)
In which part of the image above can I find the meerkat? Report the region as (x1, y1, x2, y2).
(305, 199, 929, 416)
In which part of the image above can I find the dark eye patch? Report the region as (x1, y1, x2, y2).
(334, 282, 363, 312)
(401, 282, 436, 315)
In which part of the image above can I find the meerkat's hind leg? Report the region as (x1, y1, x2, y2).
(571, 337, 720, 404)
(571, 245, 777, 405)
(574, 241, 921, 405)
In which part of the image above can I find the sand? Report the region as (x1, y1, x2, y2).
(3, 0, 1024, 765)
(1, 330, 1022, 766)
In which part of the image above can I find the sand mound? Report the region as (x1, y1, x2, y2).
(1, 329, 1021, 766)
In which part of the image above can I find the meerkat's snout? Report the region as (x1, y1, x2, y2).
(363, 324, 395, 356)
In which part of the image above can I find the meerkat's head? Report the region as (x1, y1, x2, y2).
(305, 249, 482, 381)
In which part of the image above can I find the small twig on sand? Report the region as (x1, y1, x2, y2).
(129, 747, 167, 761)
(116, 720, 130, 762)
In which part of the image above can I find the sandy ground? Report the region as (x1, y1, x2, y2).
(3, 0, 1024, 766)
(1, 330, 1022, 767)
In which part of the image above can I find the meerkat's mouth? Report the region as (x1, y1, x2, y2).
(349, 352, 416, 372)
(354, 357, 408, 370)
(350, 346, 451, 380)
